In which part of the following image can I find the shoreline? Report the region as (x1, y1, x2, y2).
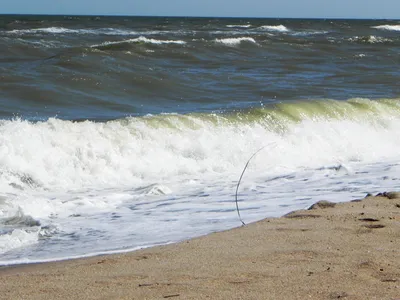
(1, 192, 399, 299)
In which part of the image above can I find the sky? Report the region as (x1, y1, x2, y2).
(2, 0, 400, 19)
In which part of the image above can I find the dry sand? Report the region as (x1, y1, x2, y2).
(1, 192, 400, 300)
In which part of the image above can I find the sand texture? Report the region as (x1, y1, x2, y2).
(1, 193, 400, 299)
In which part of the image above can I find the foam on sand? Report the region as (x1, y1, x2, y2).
(1, 193, 399, 299)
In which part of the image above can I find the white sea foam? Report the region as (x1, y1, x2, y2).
(96, 28, 138, 35)
(0, 102, 399, 193)
(91, 36, 186, 48)
(14, 38, 67, 49)
(214, 37, 257, 46)
(258, 25, 289, 32)
(291, 30, 329, 36)
(2, 99, 400, 263)
(372, 25, 400, 31)
(0, 229, 39, 254)
(226, 24, 251, 28)
(210, 30, 255, 36)
(9, 27, 82, 35)
(103, 29, 173, 36)
(0, 243, 159, 266)
(132, 36, 186, 44)
(7, 27, 187, 37)
(348, 35, 391, 44)
(8, 27, 140, 36)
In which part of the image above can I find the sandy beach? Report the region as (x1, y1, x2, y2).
(1, 192, 399, 300)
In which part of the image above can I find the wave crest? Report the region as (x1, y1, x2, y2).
(348, 35, 392, 44)
(1, 98, 400, 191)
(258, 25, 289, 32)
(372, 25, 400, 31)
(8, 27, 79, 35)
(91, 36, 186, 50)
(0, 229, 39, 254)
(226, 24, 251, 28)
(214, 37, 257, 46)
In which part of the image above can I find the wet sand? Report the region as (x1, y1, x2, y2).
(1, 192, 399, 300)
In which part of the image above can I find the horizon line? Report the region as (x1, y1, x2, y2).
(0, 13, 399, 20)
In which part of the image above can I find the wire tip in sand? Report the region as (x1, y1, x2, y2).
(234, 143, 276, 226)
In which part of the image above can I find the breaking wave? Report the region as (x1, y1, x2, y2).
(214, 37, 257, 46)
(258, 25, 289, 32)
(348, 35, 392, 44)
(1, 98, 400, 192)
(372, 24, 400, 31)
(7, 27, 139, 36)
(91, 36, 186, 49)
(226, 24, 252, 28)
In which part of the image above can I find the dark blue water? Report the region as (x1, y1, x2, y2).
(1, 16, 400, 121)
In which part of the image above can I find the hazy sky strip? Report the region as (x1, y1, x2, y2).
(3, 0, 400, 18)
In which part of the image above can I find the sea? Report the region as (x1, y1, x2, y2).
(1, 15, 400, 265)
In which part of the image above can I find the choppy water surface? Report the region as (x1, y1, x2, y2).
(0, 15, 400, 264)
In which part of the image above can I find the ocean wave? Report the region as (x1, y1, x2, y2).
(9, 27, 83, 35)
(13, 38, 67, 49)
(7, 27, 140, 36)
(372, 25, 400, 31)
(3, 211, 41, 227)
(129, 36, 186, 45)
(92, 28, 139, 36)
(226, 24, 251, 28)
(354, 53, 367, 58)
(258, 25, 289, 32)
(91, 36, 186, 49)
(209, 30, 255, 36)
(1, 98, 400, 191)
(6, 27, 193, 37)
(0, 229, 39, 254)
(290, 30, 329, 36)
(348, 35, 392, 44)
(1, 98, 400, 263)
(214, 37, 257, 46)
(136, 184, 173, 196)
